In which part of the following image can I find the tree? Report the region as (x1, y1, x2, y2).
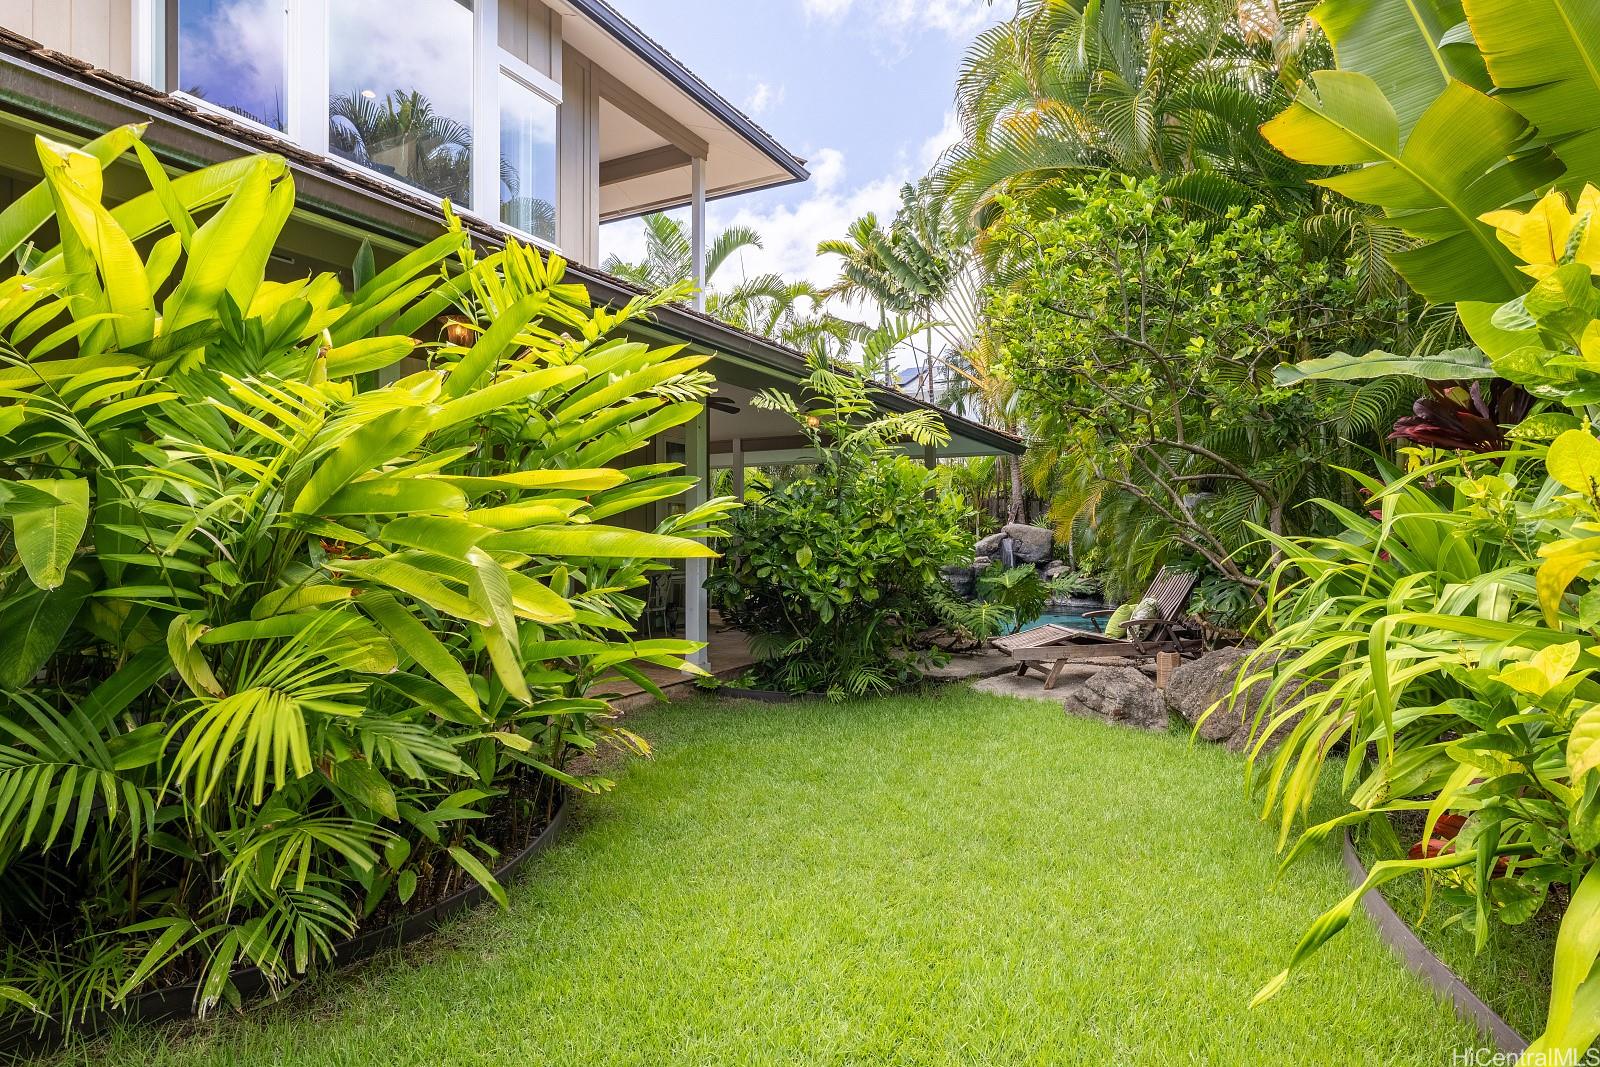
(601, 211, 762, 292)
(329, 89, 473, 204)
(987, 175, 1407, 592)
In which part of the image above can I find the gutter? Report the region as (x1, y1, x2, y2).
(0, 49, 1019, 458)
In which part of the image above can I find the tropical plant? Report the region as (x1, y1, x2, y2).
(1229, 182, 1600, 1060)
(601, 211, 761, 293)
(985, 173, 1409, 593)
(704, 355, 969, 697)
(941, 0, 1324, 231)
(0, 127, 733, 1032)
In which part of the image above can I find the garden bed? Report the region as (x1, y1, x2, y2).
(3, 788, 568, 1056)
(1351, 815, 1557, 1044)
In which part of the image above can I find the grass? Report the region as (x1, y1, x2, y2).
(83, 688, 1487, 1066)
(1359, 831, 1557, 1040)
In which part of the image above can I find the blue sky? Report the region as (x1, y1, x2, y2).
(600, 0, 1007, 285)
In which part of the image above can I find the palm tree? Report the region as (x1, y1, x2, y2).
(601, 212, 763, 293)
(939, 0, 1320, 230)
(329, 90, 473, 204)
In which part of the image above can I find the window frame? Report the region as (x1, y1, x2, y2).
(495, 51, 563, 251)
(149, 0, 564, 254)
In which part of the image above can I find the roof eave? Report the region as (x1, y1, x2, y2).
(566, 0, 809, 185)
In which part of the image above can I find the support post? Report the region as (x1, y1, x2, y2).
(731, 437, 745, 500)
(691, 156, 707, 312)
(684, 402, 710, 669)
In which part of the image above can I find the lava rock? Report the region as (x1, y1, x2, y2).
(1064, 666, 1167, 731)
(940, 565, 977, 598)
(1003, 523, 1055, 564)
(975, 531, 1009, 557)
(1164, 647, 1314, 753)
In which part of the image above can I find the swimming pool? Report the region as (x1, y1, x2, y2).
(1001, 611, 1102, 635)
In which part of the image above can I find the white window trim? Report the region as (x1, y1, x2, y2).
(493, 48, 563, 252)
(171, 89, 295, 141)
(147, 0, 565, 255)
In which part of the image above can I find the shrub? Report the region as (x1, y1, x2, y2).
(705, 356, 969, 696)
(1232, 186, 1600, 1056)
(0, 130, 732, 1028)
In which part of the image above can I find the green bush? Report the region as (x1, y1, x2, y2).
(706, 356, 969, 697)
(0, 129, 732, 1028)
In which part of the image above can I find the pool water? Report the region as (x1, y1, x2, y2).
(1001, 612, 1101, 636)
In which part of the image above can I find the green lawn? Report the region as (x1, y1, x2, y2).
(88, 689, 1486, 1066)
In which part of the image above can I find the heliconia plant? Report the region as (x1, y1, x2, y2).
(0, 126, 734, 1028)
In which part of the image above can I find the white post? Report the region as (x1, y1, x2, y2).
(291, 0, 330, 154)
(691, 156, 707, 312)
(731, 436, 745, 500)
(684, 402, 710, 668)
(470, 0, 500, 219)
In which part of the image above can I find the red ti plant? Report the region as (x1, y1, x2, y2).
(1388, 381, 1534, 453)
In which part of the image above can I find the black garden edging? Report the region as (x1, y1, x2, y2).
(2, 796, 569, 1057)
(1341, 830, 1527, 1054)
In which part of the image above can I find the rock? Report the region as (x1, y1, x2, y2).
(1063, 666, 1167, 731)
(973, 555, 992, 571)
(1043, 561, 1070, 582)
(1164, 647, 1314, 753)
(940, 565, 976, 598)
(975, 531, 1008, 556)
(1003, 523, 1054, 564)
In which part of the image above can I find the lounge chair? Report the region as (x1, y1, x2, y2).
(993, 567, 1202, 690)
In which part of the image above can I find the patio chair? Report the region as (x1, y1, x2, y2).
(995, 567, 1202, 690)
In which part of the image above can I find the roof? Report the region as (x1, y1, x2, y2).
(564, 0, 808, 185)
(0, 39, 1021, 459)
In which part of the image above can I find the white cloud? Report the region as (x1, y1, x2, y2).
(800, 0, 1007, 40)
(743, 81, 786, 117)
(919, 109, 964, 171)
(599, 146, 905, 289)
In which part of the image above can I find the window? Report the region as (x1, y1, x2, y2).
(499, 73, 558, 244)
(326, 0, 476, 206)
(169, 0, 289, 132)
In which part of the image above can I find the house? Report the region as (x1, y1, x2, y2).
(0, 0, 1022, 672)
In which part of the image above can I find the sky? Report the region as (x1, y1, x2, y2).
(600, 0, 1010, 287)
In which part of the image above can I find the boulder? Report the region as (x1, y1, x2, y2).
(975, 531, 1009, 557)
(973, 555, 992, 571)
(1003, 523, 1054, 564)
(1164, 647, 1314, 753)
(1063, 666, 1167, 731)
(940, 565, 976, 598)
(1043, 561, 1070, 582)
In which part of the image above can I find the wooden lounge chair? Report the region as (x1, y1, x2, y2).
(995, 567, 1202, 690)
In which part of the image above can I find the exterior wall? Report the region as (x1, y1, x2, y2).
(0, 1, 602, 261)
(0, 0, 135, 76)
(498, 0, 558, 80)
(558, 45, 601, 264)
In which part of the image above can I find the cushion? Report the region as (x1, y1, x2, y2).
(1102, 602, 1137, 640)
(1130, 596, 1160, 621)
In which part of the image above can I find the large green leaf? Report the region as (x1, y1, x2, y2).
(1314, 0, 1487, 137)
(12, 478, 90, 590)
(1263, 71, 1560, 301)
(1465, 0, 1600, 192)
(482, 525, 718, 560)
(0, 566, 94, 687)
(1275, 346, 1493, 384)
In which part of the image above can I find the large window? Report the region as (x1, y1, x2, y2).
(327, 0, 476, 207)
(499, 72, 558, 244)
(170, 0, 288, 132)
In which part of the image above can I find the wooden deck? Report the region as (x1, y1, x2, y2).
(594, 621, 758, 712)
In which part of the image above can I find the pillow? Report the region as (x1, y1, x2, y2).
(1129, 596, 1160, 622)
(1102, 601, 1137, 640)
